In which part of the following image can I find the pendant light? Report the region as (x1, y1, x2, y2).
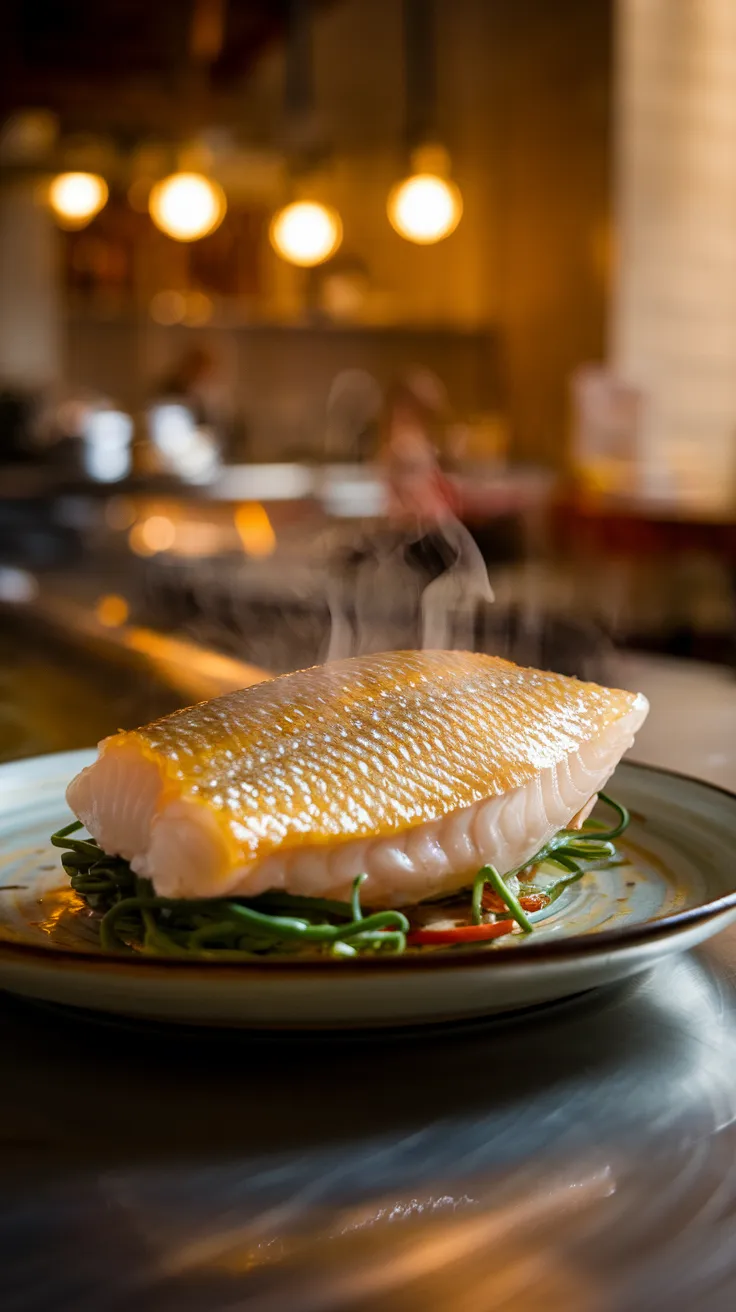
(149, 171, 226, 241)
(270, 199, 342, 266)
(388, 0, 462, 245)
(147, 0, 227, 242)
(49, 172, 108, 229)
(270, 0, 343, 267)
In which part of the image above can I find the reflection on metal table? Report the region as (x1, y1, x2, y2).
(2, 943, 736, 1310)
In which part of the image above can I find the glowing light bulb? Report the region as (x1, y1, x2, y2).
(387, 173, 462, 244)
(49, 172, 108, 229)
(270, 201, 342, 267)
(149, 172, 226, 242)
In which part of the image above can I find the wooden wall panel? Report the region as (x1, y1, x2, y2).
(487, 0, 613, 466)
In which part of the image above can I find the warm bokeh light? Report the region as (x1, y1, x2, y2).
(269, 201, 342, 267)
(387, 173, 462, 244)
(149, 289, 186, 325)
(148, 172, 226, 242)
(123, 628, 270, 701)
(234, 502, 276, 557)
(49, 172, 108, 229)
(95, 594, 130, 627)
(167, 520, 227, 557)
(128, 523, 155, 557)
(129, 515, 176, 556)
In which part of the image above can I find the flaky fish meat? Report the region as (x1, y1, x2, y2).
(66, 650, 648, 907)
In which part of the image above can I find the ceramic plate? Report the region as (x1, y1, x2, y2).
(1, 749, 736, 1028)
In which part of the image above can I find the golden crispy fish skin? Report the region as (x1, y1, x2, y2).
(67, 650, 648, 903)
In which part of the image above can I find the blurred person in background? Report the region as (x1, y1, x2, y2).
(378, 369, 460, 525)
(328, 370, 489, 657)
(145, 344, 228, 480)
(151, 345, 223, 433)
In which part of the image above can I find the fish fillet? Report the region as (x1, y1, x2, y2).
(66, 650, 648, 907)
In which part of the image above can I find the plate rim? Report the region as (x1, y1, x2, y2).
(1, 757, 736, 976)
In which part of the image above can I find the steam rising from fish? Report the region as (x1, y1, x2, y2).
(66, 651, 648, 907)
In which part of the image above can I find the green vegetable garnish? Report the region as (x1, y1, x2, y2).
(51, 792, 630, 957)
(471, 865, 534, 932)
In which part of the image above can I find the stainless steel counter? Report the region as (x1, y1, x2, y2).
(2, 938, 736, 1310)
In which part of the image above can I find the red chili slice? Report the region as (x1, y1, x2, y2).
(518, 892, 549, 913)
(406, 918, 515, 946)
(482, 889, 549, 915)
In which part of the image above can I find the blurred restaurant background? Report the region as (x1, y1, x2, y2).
(1, 0, 736, 759)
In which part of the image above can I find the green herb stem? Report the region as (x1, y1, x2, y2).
(472, 865, 534, 933)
